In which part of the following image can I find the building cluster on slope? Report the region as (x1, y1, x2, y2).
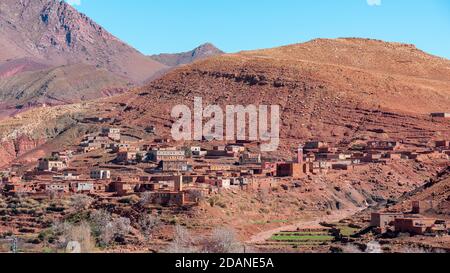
(1, 127, 449, 207)
(371, 201, 449, 236)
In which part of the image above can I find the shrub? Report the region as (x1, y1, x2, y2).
(200, 227, 242, 253)
(165, 225, 196, 253)
(70, 195, 94, 211)
(138, 214, 161, 239)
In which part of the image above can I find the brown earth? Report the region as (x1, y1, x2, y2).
(1, 38, 450, 166)
(0, 63, 132, 115)
(104, 38, 450, 158)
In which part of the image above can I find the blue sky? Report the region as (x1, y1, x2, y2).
(68, 0, 450, 59)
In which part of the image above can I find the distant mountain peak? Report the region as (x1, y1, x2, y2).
(150, 43, 224, 67)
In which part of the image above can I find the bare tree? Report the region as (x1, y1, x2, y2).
(201, 227, 242, 253)
(138, 214, 161, 239)
(51, 220, 95, 252)
(65, 221, 95, 253)
(165, 225, 196, 253)
(90, 209, 113, 246)
(70, 194, 94, 211)
(113, 217, 131, 237)
(89, 210, 131, 246)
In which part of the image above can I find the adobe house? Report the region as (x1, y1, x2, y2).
(435, 140, 450, 148)
(43, 183, 70, 194)
(371, 212, 404, 232)
(159, 160, 192, 172)
(101, 127, 121, 141)
(276, 163, 304, 178)
(152, 191, 186, 206)
(70, 182, 95, 194)
(4, 182, 37, 195)
(115, 151, 137, 163)
(90, 169, 111, 180)
(108, 181, 135, 196)
(394, 217, 438, 235)
(147, 148, 186, 162)
(430, 112, 450, 119)
(37, 158, 67, 172)
(366, 141, 400, 151)
(239, 153, 262, 165)
(136, 183, 161, 192)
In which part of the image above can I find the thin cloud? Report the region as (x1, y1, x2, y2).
(367, 0, 382, 6)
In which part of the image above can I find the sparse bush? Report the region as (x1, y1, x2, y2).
(90, 209, 113, 246)
(165, 225, 196, 253)
(200, 227, 242, 253)
(64, 221, 95, 253)
(89, 210, 131, 246)
(138, 214, 161, 239)
(70, 194, 94, 211)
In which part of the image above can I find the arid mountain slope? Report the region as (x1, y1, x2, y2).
(0, 0, 167, 82)
(0, 63, 131, 110)
(395, 166, 450, 215)
(1, 38, 450, 167)
(105, 38, 450, 154)
(0, 58, 50, 79)
(150, 43, 224, 67)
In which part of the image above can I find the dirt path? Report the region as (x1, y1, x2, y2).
(246, 208, 362, 244)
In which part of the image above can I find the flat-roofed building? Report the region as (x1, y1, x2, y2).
(38, 158, 67, 172)
(148, 149, 186, 162)
(371, 212, 404, 232)
(90, 170, 111, 180)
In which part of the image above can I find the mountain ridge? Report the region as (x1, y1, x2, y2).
(149, 43, 224, 67)
(0, 0, 168, 82)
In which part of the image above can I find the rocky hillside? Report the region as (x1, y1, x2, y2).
(0, 0, 167, 82)
(395, 166, 450, 215)
(0, 63, 131, 114)
(105, 38, 450, 156)
(149, 43, 224, 67)
(1, 38, 450, 166)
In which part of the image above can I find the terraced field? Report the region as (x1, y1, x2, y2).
(269, 229, 335, 246)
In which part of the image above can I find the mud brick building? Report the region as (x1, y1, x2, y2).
(37, 158, 67, 172)
(371, 212, 404, 232)
(366, 141, 400, 151)
(239, 153, 262, 165)
(276, 163, 304, 178)
(43, 183, 70, 194)
(116, 151, 138, 163)
(394, 217, 439, 235)
(160, 160, 192, 172)
(431, 112, 450, 119)
(148, 148, 186, 162)
(101, 128, 121, 141)
(108, 181, 136, 196)
(70, 182, 95, 193)
(435, 140, 450, 148)
(90, 169, 111, 180)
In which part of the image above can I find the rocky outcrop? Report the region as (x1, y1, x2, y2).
(0, 136, 46, 168)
